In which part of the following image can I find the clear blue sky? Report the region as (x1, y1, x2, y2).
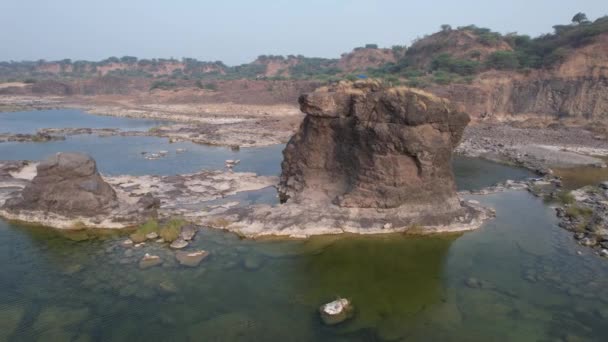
(1, 0, 606, 65)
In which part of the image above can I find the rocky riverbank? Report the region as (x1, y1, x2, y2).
(453, 122, 608, 259)
(456, 123, 608, 173)
(554, 184, 608, 259)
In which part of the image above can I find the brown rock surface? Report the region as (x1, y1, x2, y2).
(278, 80, 470, 210)
(3, 152, 118, 216)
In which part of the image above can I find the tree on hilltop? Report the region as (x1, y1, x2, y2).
(572, 12, 589, 25)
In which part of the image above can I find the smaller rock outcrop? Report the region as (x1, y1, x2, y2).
(175, 250, 209, 267)
(4, 152, 118, 216)
(0, 153, 165, 229)
(139, 253, 162, 269)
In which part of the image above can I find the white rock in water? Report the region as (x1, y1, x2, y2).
(139, 253, 162, 269)
(225, 159, 240, 167)
(121, 239, 134, 247)
(322, 299, 349, 315)
(319, 298, 354, 325)
(175, 250, 209, 267)
(176, 148, 187, 154)
(601, 249, 608, 258)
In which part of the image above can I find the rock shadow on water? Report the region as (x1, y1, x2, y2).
(284, 233, 460, 340)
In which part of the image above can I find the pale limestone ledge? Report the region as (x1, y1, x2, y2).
(202, 198, 495, 239)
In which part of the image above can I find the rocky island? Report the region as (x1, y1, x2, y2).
(216, 81, 493, 237)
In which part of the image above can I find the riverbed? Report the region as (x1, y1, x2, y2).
(1, 109, 607, 341)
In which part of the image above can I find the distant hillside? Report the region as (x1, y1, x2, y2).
(1, 14, 607, 120)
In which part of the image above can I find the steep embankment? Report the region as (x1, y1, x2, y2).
(430, 33, 608, 121)
(405, 27, 608, 121)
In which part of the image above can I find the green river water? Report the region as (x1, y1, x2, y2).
(0, 110, 607, 341)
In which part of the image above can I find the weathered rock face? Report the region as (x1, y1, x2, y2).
(278, 80, 470, 209)
(3, 152, 118, 216)
(432, 76, 608, 121)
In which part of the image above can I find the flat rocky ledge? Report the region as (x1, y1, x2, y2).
(0, 158, 497, 238)
(0, 159, 277, 230)
(202, 198, 494, 239)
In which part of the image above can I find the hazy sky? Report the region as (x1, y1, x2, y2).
(1, 0, 606, 65)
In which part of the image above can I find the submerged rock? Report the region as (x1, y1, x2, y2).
(180, 224, 198, 241)
(159, 280, 178, 294)
(3, 152, 118, 216)
(170, 238, 189, 249)
(319, 298, 354, 325)
(0, 305, 25, 341)
(175, 250, 209, 267)
(139, 253, 162, 269)
(243, 255, 264, 270)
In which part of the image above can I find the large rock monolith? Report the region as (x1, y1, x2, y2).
(278, 80, 469, 212)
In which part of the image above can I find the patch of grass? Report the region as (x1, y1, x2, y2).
(150, 80, 177, 91)
(565, 205, 593, 219)
(159, 218, 187, 242)
(130, 219, 159, 243)
(556, 191, 575, 205)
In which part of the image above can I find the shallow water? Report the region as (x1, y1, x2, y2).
(0, 109, 167, 134)
(1, 192, 607, 341)
(0, 110, 605, 341)
(0, 135, 285, 176)
(0, 138, 531, 188)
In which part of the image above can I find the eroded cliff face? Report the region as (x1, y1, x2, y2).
(433, 75, 608, 121)
(278, 80, 469, 210)
(432, 33, 608, 121)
